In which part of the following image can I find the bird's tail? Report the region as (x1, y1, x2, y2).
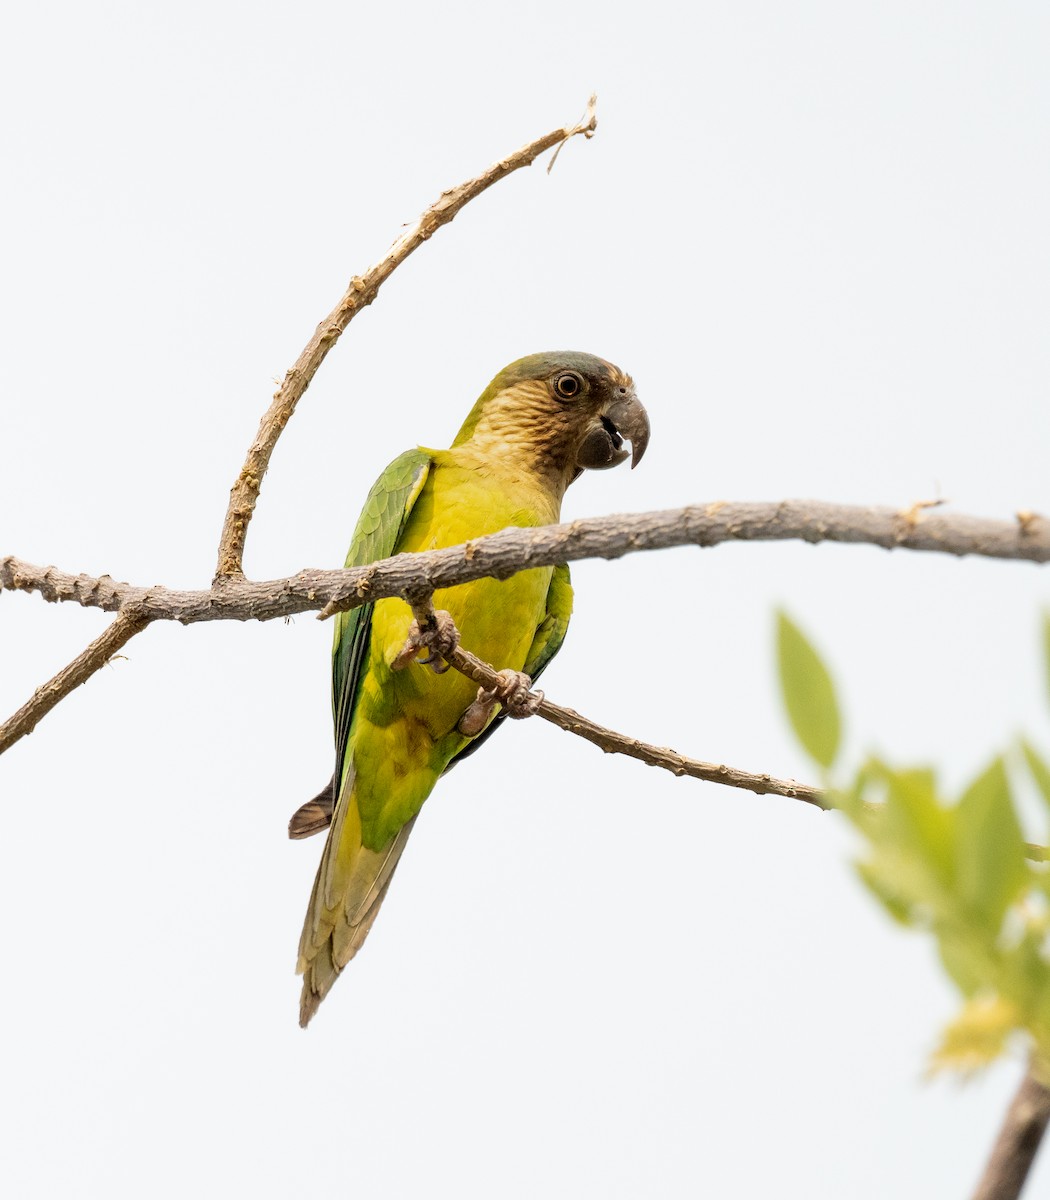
(296, 770, 417, 1027)
(288, 775, 335, 839)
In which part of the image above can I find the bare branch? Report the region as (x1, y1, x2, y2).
(213, 99, 599, 581)
(972, 1065, 1050, 1200)
(445, 637, 827, 807)
(0, 608, 152, 756)
(5, 500, 1047, 632)
(4, 497, 1045, 752)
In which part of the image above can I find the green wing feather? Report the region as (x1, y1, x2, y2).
(288, 450, 430, 839)
(522, 563, 573, 678)
(331, 449, 431, 783)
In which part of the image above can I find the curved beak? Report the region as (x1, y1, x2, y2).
(575, 388, 651, 472)
(605, 389, 650, 469)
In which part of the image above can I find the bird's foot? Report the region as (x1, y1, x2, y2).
(457, 669, 542, 736)
(491, 669, 543, 718)
(392, 608, 461, 674)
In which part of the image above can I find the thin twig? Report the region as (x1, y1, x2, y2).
(546, 94, 596, 174)
(972, 1065, 1050, 1200)
(449, 640, 826, 805)
(400, 598, 825, 808)
(0, 609, 152, 755)
(213, 99, 599, 581)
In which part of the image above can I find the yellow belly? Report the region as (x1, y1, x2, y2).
(351, 458, 558, 847)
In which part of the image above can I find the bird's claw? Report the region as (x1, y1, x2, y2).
(490, 669, 542, 718)
(392, 609, 460, 673)
(457, 669, 541, 736)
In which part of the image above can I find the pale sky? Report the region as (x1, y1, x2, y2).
(3, 3, 1049, 1197)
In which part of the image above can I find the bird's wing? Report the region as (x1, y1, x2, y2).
(522, 562, 573, 680)
(288, 449, 431, 839)
(331, 449, 431, 786)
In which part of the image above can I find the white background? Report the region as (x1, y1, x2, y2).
(2, 3, 1049, 1196)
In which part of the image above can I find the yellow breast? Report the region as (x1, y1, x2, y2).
(350, 455, 560, 845)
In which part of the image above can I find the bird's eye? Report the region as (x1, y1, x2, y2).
(553, 372, 583, 400)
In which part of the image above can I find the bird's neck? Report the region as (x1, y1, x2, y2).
(428, 444, 568, 525)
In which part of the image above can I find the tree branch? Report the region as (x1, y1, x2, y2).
(972, 1065, 1050, 1200)
(5, 497, 1044, 754)
(0, 608, 152, 755)
(5, 500, 1047, 630)
(213, 95, 598, 581)
(444, 637, 826, 807)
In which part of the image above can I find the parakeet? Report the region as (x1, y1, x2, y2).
(291, 351, 650, 1026)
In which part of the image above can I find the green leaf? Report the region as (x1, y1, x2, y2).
(1003, 926, 1050, 1028)
(1021, 739, 1050, 813)
(775, 611, 841, 769)
(880, 765, 956, 893)
(937, 933, 987, 998)
(845, 762, 957, 931)
(954, 758, 1027, 934)
(855, 860, 915, 926)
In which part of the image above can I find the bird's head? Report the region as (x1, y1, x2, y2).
(451, 351, 650, 490)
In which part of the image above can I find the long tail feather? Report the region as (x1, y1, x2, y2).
(297, 773, 417, 1026)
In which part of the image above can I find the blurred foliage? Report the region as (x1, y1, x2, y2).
(776, 610, 1050, 1079)
(776, 611, 841, 769)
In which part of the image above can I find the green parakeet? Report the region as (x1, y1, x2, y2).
(291, 351, 650, 1026)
